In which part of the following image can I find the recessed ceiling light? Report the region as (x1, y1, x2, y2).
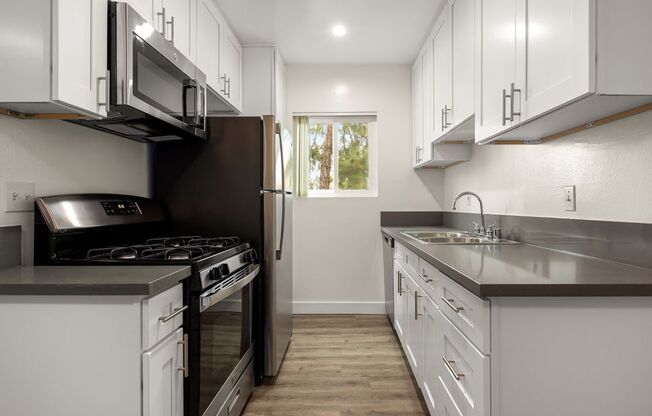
(332, 24, 347, 37)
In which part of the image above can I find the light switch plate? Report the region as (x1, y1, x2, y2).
(563, 185, 576, 211)
(5, 181, 35, 212)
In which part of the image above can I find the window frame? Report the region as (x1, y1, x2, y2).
(304, 114, 378, 198)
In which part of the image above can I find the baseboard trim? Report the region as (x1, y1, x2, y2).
(293, 301, 386, 315)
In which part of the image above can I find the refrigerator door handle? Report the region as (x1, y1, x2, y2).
(276, 123, 286, 261)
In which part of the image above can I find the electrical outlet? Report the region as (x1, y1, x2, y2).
(5, 181, 35, 212)
(563, 185, 576, 211)
(466, 195, 472, 206)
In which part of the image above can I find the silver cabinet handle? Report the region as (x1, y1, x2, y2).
(226, 77, 231, 98)
(177, 334, 189, 377)
(443, 105, 452, 129)
(418, 273, 433, 283)
(442, 356, 464, 381)
(97, 70, 110, 113)
(157, 8, 166, 37)
(397, 271, 405, 295)
(159, 305, 188, 323)
(414, 291, 423, 320)
(441, 107, 445, 131)
(441, 297, 463, 313)
(509, 82, 521, 121)
(166, 15, 175, 44)
(502, 88, 508, 126)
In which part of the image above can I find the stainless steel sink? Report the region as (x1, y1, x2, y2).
(400, 230, 519, 245)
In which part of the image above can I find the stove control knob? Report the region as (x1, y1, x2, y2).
(243, 250, 257, 263)
(209, 264, 230, 280)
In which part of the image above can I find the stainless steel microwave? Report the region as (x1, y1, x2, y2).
(71, 2, 207, 142)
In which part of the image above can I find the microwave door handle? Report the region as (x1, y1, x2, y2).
(182, 79, 198, 121)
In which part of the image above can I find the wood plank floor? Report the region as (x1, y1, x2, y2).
(243, 315, 428, 416)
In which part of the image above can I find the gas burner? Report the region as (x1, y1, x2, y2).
(87, 246, 138, 260)
(146, 236, 202, 248)
(187, 236, 240, 248)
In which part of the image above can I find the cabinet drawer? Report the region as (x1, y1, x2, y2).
(436, 375, 464, 416)
(436, 309, 489, 416)
(417, 258, 444, 300)
(394, 241, 406, 262)
(434, 274, 490, 354)
(143, 284, 184, 350)
(394, 242, 419, 279)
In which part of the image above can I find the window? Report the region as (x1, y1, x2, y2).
(299, 115, 377, 197)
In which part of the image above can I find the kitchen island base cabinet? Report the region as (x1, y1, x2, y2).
(0, 284, 185, 416)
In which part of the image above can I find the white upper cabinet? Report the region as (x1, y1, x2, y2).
(476, 0, 652, 143)
(474, 0, 519, 141)
(242, 46, 287, 125)
(0, 0, 108, 118)
(450, 0, 475, 128)
(432, 13, 452, 141)
(196, 0, 221, 92)
(412, 58, 425, 166)
(422, 39, 434, 145)
(220, 26, 243, 110)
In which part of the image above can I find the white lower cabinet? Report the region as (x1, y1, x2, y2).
(392, 244, 652, 416)
(421, 295, 439, 415)
(405, 274, 425, 382)
(143, 328, 185, 416)
(393, 261, 409, 342)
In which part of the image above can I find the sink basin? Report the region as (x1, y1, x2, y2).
(400, 230, 519, 245)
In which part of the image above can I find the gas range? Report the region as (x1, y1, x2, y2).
(34, 193, 260, 416)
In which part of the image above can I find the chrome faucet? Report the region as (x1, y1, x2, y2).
(452, 191, 486, 236)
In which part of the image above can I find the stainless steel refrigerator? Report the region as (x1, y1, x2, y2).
(154, 115, 293, 382)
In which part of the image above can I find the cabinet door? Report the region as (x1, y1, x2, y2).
(474, 0, 519, 142)
(421, 39, 434, 147)
(412, 59, 424, 166)
(275, 50, 286, 125)
(422, 295, 440, 415)
(52, 0, 107, 118)
(393, 262, 408, 341)
(432, 13, 452, 141)
(221, 27, 243, 110)
(160, 0, 192, 60)
(518, 0, 592, 121)
(405, 275, 424, 383)
(143, 328, 184, 416)
(196, 0, 221, 91)
(451, 0, 475, 126)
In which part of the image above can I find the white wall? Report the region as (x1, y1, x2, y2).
(444, 111, 652, 223)
(287, 64, 444, 314)
(0, 117, 150, 264)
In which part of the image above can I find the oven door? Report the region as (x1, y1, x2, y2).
(197, 265, 258, 416)
(111, 2, 206, 138)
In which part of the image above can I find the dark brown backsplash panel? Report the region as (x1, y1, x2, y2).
(380, 211, 443, 227)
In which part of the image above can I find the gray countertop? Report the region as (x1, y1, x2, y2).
(382, 226, 652, 297)
(0, 265, 191, 296)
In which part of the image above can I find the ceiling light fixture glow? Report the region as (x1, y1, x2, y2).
(332, 24, 347, 37)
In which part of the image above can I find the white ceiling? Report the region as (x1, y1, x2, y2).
(214, 0, 446, 64)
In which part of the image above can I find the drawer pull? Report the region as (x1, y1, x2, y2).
(441, 297, 463, 313)
(415, 292, 423, 320)
(419, 273, 433, 283)
(442, 356, 464, 381)
(159, 305, 188, 323)
(397, 271, 405, 296)
(177, 334, 189, 377)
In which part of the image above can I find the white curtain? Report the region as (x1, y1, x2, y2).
(293, 116, 310, 197)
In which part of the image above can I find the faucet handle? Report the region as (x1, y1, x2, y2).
(486, 224, 496, 239)
(472, 222, 481, 234)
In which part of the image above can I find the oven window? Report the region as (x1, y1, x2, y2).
(199, 285, 251, 414)
(132, 34, 197, 123)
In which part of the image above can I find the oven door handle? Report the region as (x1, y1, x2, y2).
(200, 264, 260, 312)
